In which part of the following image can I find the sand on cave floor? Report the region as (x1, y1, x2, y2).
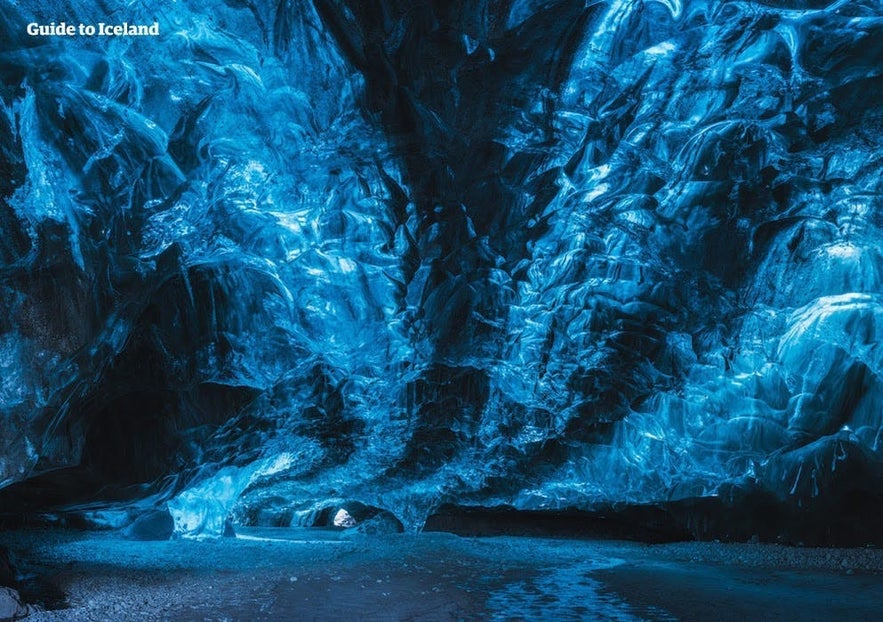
(1, 528, 883, 621)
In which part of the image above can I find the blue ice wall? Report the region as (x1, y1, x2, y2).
(1, 0, 883, 535)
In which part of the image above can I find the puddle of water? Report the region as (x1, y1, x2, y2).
(484, 555, 676, 621)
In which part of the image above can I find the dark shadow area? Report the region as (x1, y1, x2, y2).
(425, 481, 883, 547)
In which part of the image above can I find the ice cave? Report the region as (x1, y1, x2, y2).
(1, 0, 883, 619)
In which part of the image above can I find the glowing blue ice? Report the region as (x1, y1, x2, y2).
(1, 0, 882, 533)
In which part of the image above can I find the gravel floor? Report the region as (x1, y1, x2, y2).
(0, 528, 881, 621)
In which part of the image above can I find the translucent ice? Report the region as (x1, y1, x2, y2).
(1, 0, 882, 533)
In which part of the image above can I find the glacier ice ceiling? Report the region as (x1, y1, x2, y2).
(1, 0, 883, 542)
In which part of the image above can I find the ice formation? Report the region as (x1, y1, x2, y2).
(1, 0, 882, 537)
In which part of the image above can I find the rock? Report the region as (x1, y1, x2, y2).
(356, 511, 404, 535)
(0, 586, 27, 620)
(122, 509, 175, 541)
(333, 508, 357, 528)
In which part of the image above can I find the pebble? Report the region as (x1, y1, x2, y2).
(0, 586, 27, 620)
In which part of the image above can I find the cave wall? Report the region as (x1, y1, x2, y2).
(1, 0, 882, 539)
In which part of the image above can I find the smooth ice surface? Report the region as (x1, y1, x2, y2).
(2, 0, 883, 535)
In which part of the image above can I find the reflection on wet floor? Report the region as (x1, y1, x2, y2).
(2, 529, 883, 621)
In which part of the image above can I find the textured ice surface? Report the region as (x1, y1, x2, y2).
(1, 0, 883, 535)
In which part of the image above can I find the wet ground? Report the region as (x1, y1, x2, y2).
(1, 528, 882, 620)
